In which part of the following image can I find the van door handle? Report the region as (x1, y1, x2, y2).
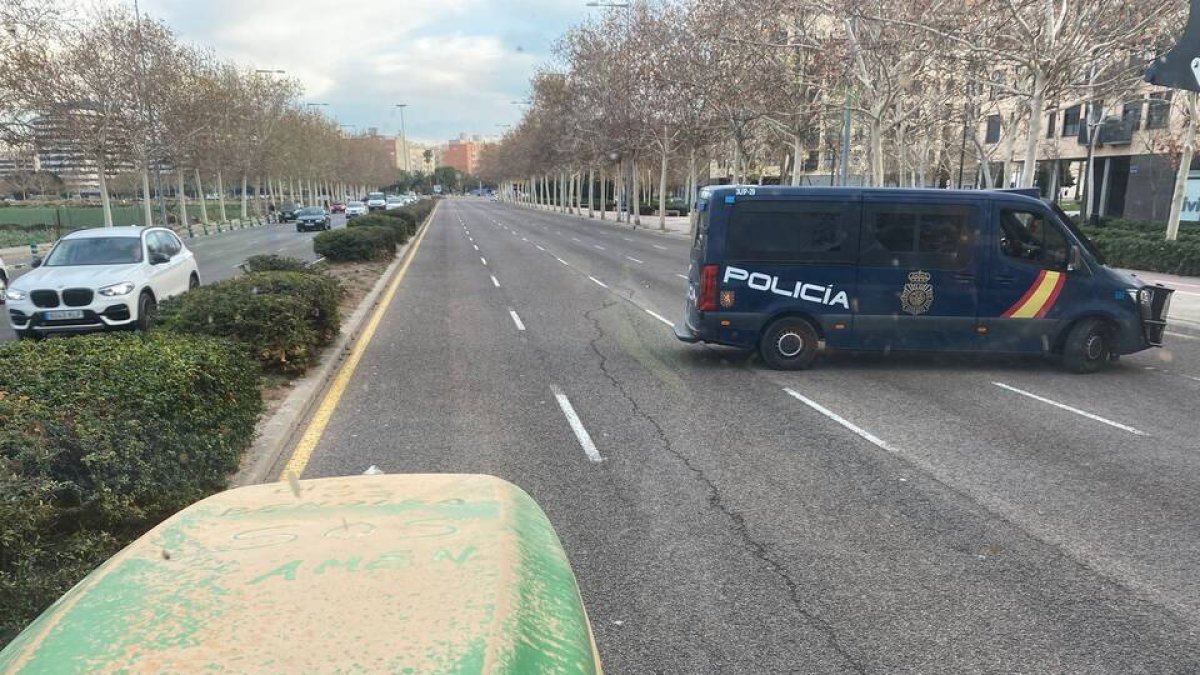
(994, 275, 1015, 286)
(954, 272, 975, 283)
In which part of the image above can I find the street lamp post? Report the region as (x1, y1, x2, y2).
(395, 104, 410, 173)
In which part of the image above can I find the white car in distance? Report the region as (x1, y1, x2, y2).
(5, 226, 199, 339)
(344, 201, 368, 218)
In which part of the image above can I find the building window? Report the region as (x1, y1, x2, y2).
(1062, 105, 1081, 137)
(1147, 92, 1172, 129)
(1122, 100, 1143, 130)
(1046, 111, 1057, 138)
(985, 115, 1001, 144)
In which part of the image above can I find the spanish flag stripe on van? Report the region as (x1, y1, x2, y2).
(1003, 270, 1064, 319)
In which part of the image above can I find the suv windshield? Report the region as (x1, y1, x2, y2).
(44, 237, 142, 266)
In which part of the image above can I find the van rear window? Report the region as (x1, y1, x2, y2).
(724, 201, 856, 263)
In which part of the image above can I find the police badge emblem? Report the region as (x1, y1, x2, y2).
(900, 270, 933, 315)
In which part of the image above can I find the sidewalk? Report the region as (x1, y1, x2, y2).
(1125, 269, 1200, 331)
(516, 201, 692, 237)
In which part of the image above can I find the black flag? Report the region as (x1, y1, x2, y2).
(1146, 0, 1200, 91)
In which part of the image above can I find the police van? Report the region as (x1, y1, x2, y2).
(674, 186, 1174, 373)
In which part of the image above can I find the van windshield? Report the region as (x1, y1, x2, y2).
(1050, 200, 1106, 265)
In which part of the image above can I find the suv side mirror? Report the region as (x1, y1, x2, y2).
(149, 252, 170, 265)
(1067, 245, 1083, 272)
(30, 256, 42, 268)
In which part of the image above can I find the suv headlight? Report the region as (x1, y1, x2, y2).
(5, 287, 25, 301)
(98, 281, 135, 297)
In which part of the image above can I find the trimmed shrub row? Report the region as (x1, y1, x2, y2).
(1075, 218, 1200, 276)
(0, 333, 264, 644)
(315, 200, 432, 262)
(159, 269, 343, 374)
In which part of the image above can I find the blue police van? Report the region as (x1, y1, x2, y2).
(674, 186, 1174, 373)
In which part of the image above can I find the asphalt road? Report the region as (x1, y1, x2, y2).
(297, 198, 1200, 673)
(0, 215, 344, 342)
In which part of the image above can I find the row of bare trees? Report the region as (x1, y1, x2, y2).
(480, 0, 1184, 232)
(0, 1, 393, 228)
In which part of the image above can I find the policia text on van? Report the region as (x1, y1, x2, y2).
(674, 186, 1174, 373)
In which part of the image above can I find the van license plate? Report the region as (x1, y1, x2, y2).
(45, 309, 84, 320)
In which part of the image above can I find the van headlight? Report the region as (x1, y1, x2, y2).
(98, 281, 135, 297)
(5, 288, 25, 301)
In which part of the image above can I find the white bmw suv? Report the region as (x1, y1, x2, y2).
(5, 226, 199, 339)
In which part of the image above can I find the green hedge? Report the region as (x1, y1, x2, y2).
(243, 254, 313, 274)
(347, 214, 410, 243)
(1076, 218, 1200, 275)
(0, 333, 263, 645)
(160, 271, 343, 374)
(313, 226, 396, 262)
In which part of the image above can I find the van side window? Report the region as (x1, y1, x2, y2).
(724, 201, 857, 264)
(998, 209, 1069, 269)
(861, 204, 974, 269)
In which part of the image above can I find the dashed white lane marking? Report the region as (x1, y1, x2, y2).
(675, 273, 688, 280)
(490, 275, 500, 288)
(508, 309, 525, 331)
(1166, 331, 1199, 341)
(480, 257, 487, 266)
(626, 256, 644, 264)
(571, 237, 581, 242)
(644, 308, 673, 326)
(622, 237, 632, 242)
(550, 385, 602, 463)
(522, 237, 528, 242)
(652, 244, 668, 250)
(557, 257, 570, 266)
(784, 388, 898, 453)
(473, 244, 479, 251)
(594, 245, 606, 251)
(588, 276, 608, 288)
(536, 245, 546, 251)
(992, 382, 1146, 436)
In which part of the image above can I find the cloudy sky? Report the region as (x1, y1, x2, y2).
(126, 0, 586, 145)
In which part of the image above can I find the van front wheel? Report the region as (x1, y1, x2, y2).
(1062, 318, 1111, 374)
(760, 318, 820, 370)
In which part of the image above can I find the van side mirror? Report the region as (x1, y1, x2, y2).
(1067, 245, 1083, 272)
(30, 256, 41, 268)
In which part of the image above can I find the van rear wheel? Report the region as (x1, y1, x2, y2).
(760, 317, 820, 370)
(1062, 318, 1111, 374)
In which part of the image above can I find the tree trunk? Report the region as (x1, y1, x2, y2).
(588, 167, 595, 218)
(791, 133, 803, 186)
(216, 171, 228, 224)
(177, 170, 189, 233)
(98, 154, 113, 228)
(1167, 92, 1199, 241)
(868, 119, 884, 187)
(631, 157, 641, 228)
(599, 167, 606, 220)
(658, 143, 669, 231)
(1021, 70, 1046, 189)
(194, 169, 209, 226)
(141, 165, 154, 226)
(241, 174, 249, 222)
(688, 148, 698, 209)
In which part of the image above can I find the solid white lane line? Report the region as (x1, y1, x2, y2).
(991, 382, 1146, 436)
(1167, 331, 1199, 341)
(645, 308, 673, 326)
(550, 385, 602, 463)
(490, 275, 500, 288)
(588, 276, 609, 288)
(509, 309, 526, 331)
(594, 245, 606, 251)
(626, 256, 644, 264)
(536, 245, 546, 251)
(480, 257, 487, 266)
(675, 273, 688, 280)
(784, 388, 898, 453)
(557, 257, 570, 266)
(652, 244, 668, 250)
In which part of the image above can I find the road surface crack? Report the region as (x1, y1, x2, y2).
(582, 302, 868, 675)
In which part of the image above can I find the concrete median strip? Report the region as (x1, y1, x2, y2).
(230, 202, 439, 486)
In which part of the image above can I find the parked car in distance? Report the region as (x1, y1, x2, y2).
(345, 201, 368, 218)
(384, 196, 405, 211)
(366, 192, 387, 211)
(5, 226, 199, 338)
(0, 253, 7, 305)
(330, 202, 346, 214)
(294, 207, 331, 232)
(279, 202, 302, 222)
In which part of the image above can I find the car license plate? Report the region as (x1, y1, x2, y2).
(45, 309, 84, 320)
